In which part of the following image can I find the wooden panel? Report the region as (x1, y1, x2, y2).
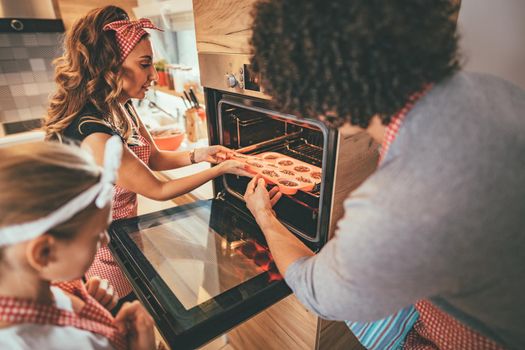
(227, 295, 318, 350)
(329, 131, 379, 239)
(193, 0, 257, 54)
(316, 319, 365, 350)
(57, 0, 138, 31)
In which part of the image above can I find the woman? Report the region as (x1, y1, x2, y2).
(43, 6, 250, 309)
(244, 0, 525, 349)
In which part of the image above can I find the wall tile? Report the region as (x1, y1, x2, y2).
(0, 60, 18, 73)
(21, 71, 34, 83)
(40, 93, 51, 104)
(44, 58, 54, 70)
(30, 106, 44, 119)
(36, 33, 53, 46)
(23, 83, 39, 96)
(14, 96, 29, 109)
(45, 82, 55, 92)
(2, 32, 62, 124)
(9, 84, 25, 97)
(8, 34, 23, 46)
(5, 73, 22, 85)
(12, 47, 29, 59)
(28, 95, 42, 107)
(0, 34, 9, 47)
(18, 108, 32, 121)
(22, 34, 38, 47)
(33, 71, 48, 82)
(17, 60, 31, 71)
(0, 48, 14, 60)
(0, 86, 9, 98)
(3, 109, 20, 122)
(37, 82, 50, 94)
(28, 46, 54, 59)
(29, 58, 46, 72)
(0, 97, 16, 110)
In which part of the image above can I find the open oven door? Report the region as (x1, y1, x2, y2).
(108, 198, 292, 350)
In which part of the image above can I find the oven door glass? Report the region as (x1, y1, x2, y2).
(109, 199, 290, 350)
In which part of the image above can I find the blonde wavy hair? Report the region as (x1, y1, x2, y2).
(44, 6, 136, 143)
(0, 142, 102, 256)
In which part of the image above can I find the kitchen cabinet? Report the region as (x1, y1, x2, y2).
(193, 0, 257, 54)
(56, 0, 138, 30)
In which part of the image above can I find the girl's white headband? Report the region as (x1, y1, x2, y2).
(0, 136, 123, 247)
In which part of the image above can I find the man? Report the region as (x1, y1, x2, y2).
(243, 0, 525, 349)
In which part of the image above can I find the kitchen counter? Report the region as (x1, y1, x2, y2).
(0, 130, 45, 147)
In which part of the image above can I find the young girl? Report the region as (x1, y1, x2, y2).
(43, 6, 251, 305)
(0, 138, 155, 350)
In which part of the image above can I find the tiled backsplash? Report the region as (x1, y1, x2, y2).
(0, 32, 62, 126)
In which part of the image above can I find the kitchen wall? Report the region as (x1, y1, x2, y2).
(458, 0, 525, 89)
(0, 32, 61, 126)
(0, 0, 139, 135)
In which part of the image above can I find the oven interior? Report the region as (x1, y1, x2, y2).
(218, 101, 327, 242)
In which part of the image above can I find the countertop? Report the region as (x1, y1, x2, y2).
(0, 130, 45, 147)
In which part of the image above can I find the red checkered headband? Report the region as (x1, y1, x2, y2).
(103, 18, 163, 62)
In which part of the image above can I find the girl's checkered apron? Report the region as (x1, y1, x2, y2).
(0, 280, 127, 350)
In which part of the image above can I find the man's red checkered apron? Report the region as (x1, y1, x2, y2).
(86, 134, 151, 298)
(381, 87, 504, 350)
(0, 280, 126, 350)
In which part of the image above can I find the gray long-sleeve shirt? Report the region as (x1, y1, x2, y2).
(285, 72, 525, 350)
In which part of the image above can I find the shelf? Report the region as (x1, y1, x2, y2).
(152, 85, 205, 107)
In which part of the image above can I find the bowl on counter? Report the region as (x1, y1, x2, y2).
(150, 126, 185, 151)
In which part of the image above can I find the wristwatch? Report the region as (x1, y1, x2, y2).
(189, 149, 196, 164)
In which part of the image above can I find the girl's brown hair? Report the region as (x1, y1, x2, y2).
(0, 142, 102, 260)
(43, 6, 136, 142)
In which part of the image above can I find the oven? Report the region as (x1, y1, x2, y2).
(108, 53, 379, 349)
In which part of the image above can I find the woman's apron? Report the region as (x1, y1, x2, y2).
(85, 133, 152, 298)
(0, 280, 127, 350)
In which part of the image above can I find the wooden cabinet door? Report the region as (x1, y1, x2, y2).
(193, 0, 258, 54)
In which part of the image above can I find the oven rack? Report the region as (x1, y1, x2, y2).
(263, 138, 323, 168)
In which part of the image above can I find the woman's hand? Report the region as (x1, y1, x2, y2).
(85, 277, 118, 311)
(216, 160, 253, 177)
(194, 145, 235, 164)
(244, 176, 282, 223)
(114, 301, 155, 350)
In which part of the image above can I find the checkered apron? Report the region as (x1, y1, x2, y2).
(85, 134, 151, 298)
(404, 300, 504, 350)
(0, 280, 127, 350)
(376, 87, 504, 349)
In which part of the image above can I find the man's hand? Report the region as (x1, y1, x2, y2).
(244, 176, 282, 225)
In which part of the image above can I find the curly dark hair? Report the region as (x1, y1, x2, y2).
(250, 0, 461, 128)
